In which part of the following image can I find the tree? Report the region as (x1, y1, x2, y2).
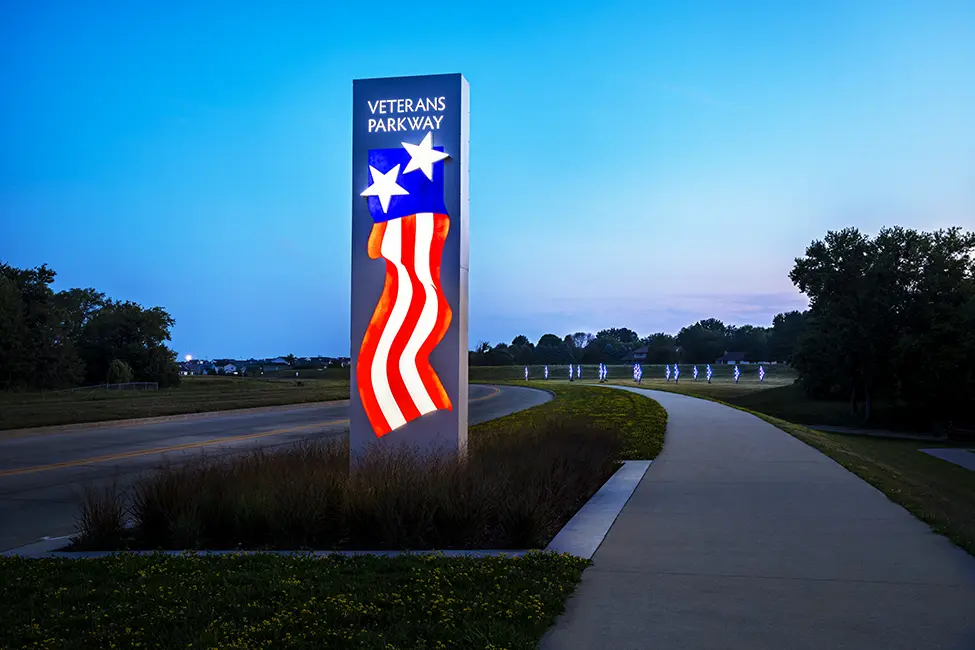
(0, 263, 85, 389)
(469, 341, 493, 366)
(568, 332, 594, 352)
(106, 359, 134, 384)
(0, 270, 29, 388)
(676, 319, 729, 363)
(536, 334, 562, 347)
(790, 226, 975, 425)
(595, 328, 638, 344)
(790, 227, 873, 415)
(486, 342, 514, 365)
(535, 333, 573, 364)
(728, 325, 769, 362)
(54, 287, 106, 345)
(508, 335, 534, 364)
(769, 311, 807, 363)
(285, 353, 297, 366)
(643, 333, 678, 364)
(79, 300, 180, 388)
(884, 227, 975, 423)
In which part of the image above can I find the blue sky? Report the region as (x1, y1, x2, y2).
(2, 1, 973, 359)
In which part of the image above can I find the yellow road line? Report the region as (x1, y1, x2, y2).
(0, 419, 349, 478)
(470, 386, 502, 403)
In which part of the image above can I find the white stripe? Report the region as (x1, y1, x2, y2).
(371, 219, 408, 431)
(399, 213, 438, 415)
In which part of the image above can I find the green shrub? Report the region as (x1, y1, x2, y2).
(105, 358, 133, 384)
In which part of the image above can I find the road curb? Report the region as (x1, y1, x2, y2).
(1, 460, 651, 560)
(546, 460, 651, 559)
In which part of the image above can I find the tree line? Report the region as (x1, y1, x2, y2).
(0, 263, 180, 390)
(469, 316, 806, 367)
(472, 226, 975, 427)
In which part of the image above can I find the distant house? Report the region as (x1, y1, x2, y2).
(181, 359, 217, 375)
(269, 357, 290, 366)
(222, 363, 237, 375)
(715, 352, 746, 365)
(622, 346, 649, 363)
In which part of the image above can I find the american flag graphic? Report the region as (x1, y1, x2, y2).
(357, 134, 452, 437)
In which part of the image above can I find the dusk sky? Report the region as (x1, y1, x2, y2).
(2, 1, 973, 360)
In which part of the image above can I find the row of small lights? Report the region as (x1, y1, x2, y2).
(524, 363, 767, 384)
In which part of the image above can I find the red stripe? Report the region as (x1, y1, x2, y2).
(416, 213, 452, 411)
(386, 215, 422, 423)
(356, 222, 394, 436)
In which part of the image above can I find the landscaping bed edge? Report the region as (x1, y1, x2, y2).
(2, 460, 651, 561)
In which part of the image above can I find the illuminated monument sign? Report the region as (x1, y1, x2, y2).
(351, 74, 470, 459)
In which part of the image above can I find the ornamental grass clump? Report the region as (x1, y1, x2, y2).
(74, 415, 621, 551)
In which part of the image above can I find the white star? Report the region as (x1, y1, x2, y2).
(402, 132, 449, 181)
(360, 164, 408, 213)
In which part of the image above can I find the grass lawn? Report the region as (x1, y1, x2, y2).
(0, 551, 587, 650)
(0, 376, 350, 431)
(471, 381, 667, 461)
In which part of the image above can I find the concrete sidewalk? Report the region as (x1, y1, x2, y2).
(542, 387, 975, 650)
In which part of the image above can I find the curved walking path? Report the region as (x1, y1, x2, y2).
(543, 387, 975, 650)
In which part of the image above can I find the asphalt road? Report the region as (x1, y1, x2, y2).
(0, 384, 551, 552)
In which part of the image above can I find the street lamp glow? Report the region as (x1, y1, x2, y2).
(184, 354, 193, 362)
